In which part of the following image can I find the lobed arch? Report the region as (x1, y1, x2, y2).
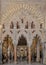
(29, 30, 43, 47)
(32, 31, 43, 43)
(2, 34, 14, 45)
(16, 31, 29, 46)
(16, 31, 43, 47)
(1, 9, 39, 30)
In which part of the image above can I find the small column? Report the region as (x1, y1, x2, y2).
(28, 46, 31, 63)
(36, 42, 40, 62)
(14, 46, 17, 63)
(42, 43, 44, 64)
(0, 41, 2, 64)
(0, 25, 2, 63)
(43, 43, 46, 64)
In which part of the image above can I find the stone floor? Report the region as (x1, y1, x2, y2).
(0, 62, 45, 65)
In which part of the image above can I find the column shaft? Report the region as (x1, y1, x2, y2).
(28, 46, 31, 63)
(14, 46, 17, 63)
(37, 43, 40, 62)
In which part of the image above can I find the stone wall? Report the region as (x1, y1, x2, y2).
(0, 0, 46, 64)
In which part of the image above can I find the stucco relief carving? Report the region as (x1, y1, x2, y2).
(1, 3, 44, 47)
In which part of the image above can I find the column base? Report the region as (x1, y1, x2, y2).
(36, 57, 40, 62)
(14, 60, 17, 63)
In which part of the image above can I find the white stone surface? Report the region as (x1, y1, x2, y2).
(0, 0, 46, 64)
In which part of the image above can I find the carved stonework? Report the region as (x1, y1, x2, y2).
(31, 21, 35, 29)
(21, 19, 23, 23)
(25, 21, 28, 29)
(0, 0, 46, 64)
(2, 24, 5, 29)
(10, 21, 14, 29)
(40, 23, 43, 29)
(2, 35, 14, 63)
(16, 21, 20, 29)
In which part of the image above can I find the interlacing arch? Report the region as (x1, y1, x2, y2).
(1, 3, 44, 25)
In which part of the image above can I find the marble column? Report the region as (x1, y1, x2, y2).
(43, 43, 46, 64)
(14, 46, 17, 63)
(0, 25, 2, 63)
(36, 41, 40, 62)
(28, 46, 31, 63)
(0, 41, 2, 64)
(42, 43, 44, 64)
